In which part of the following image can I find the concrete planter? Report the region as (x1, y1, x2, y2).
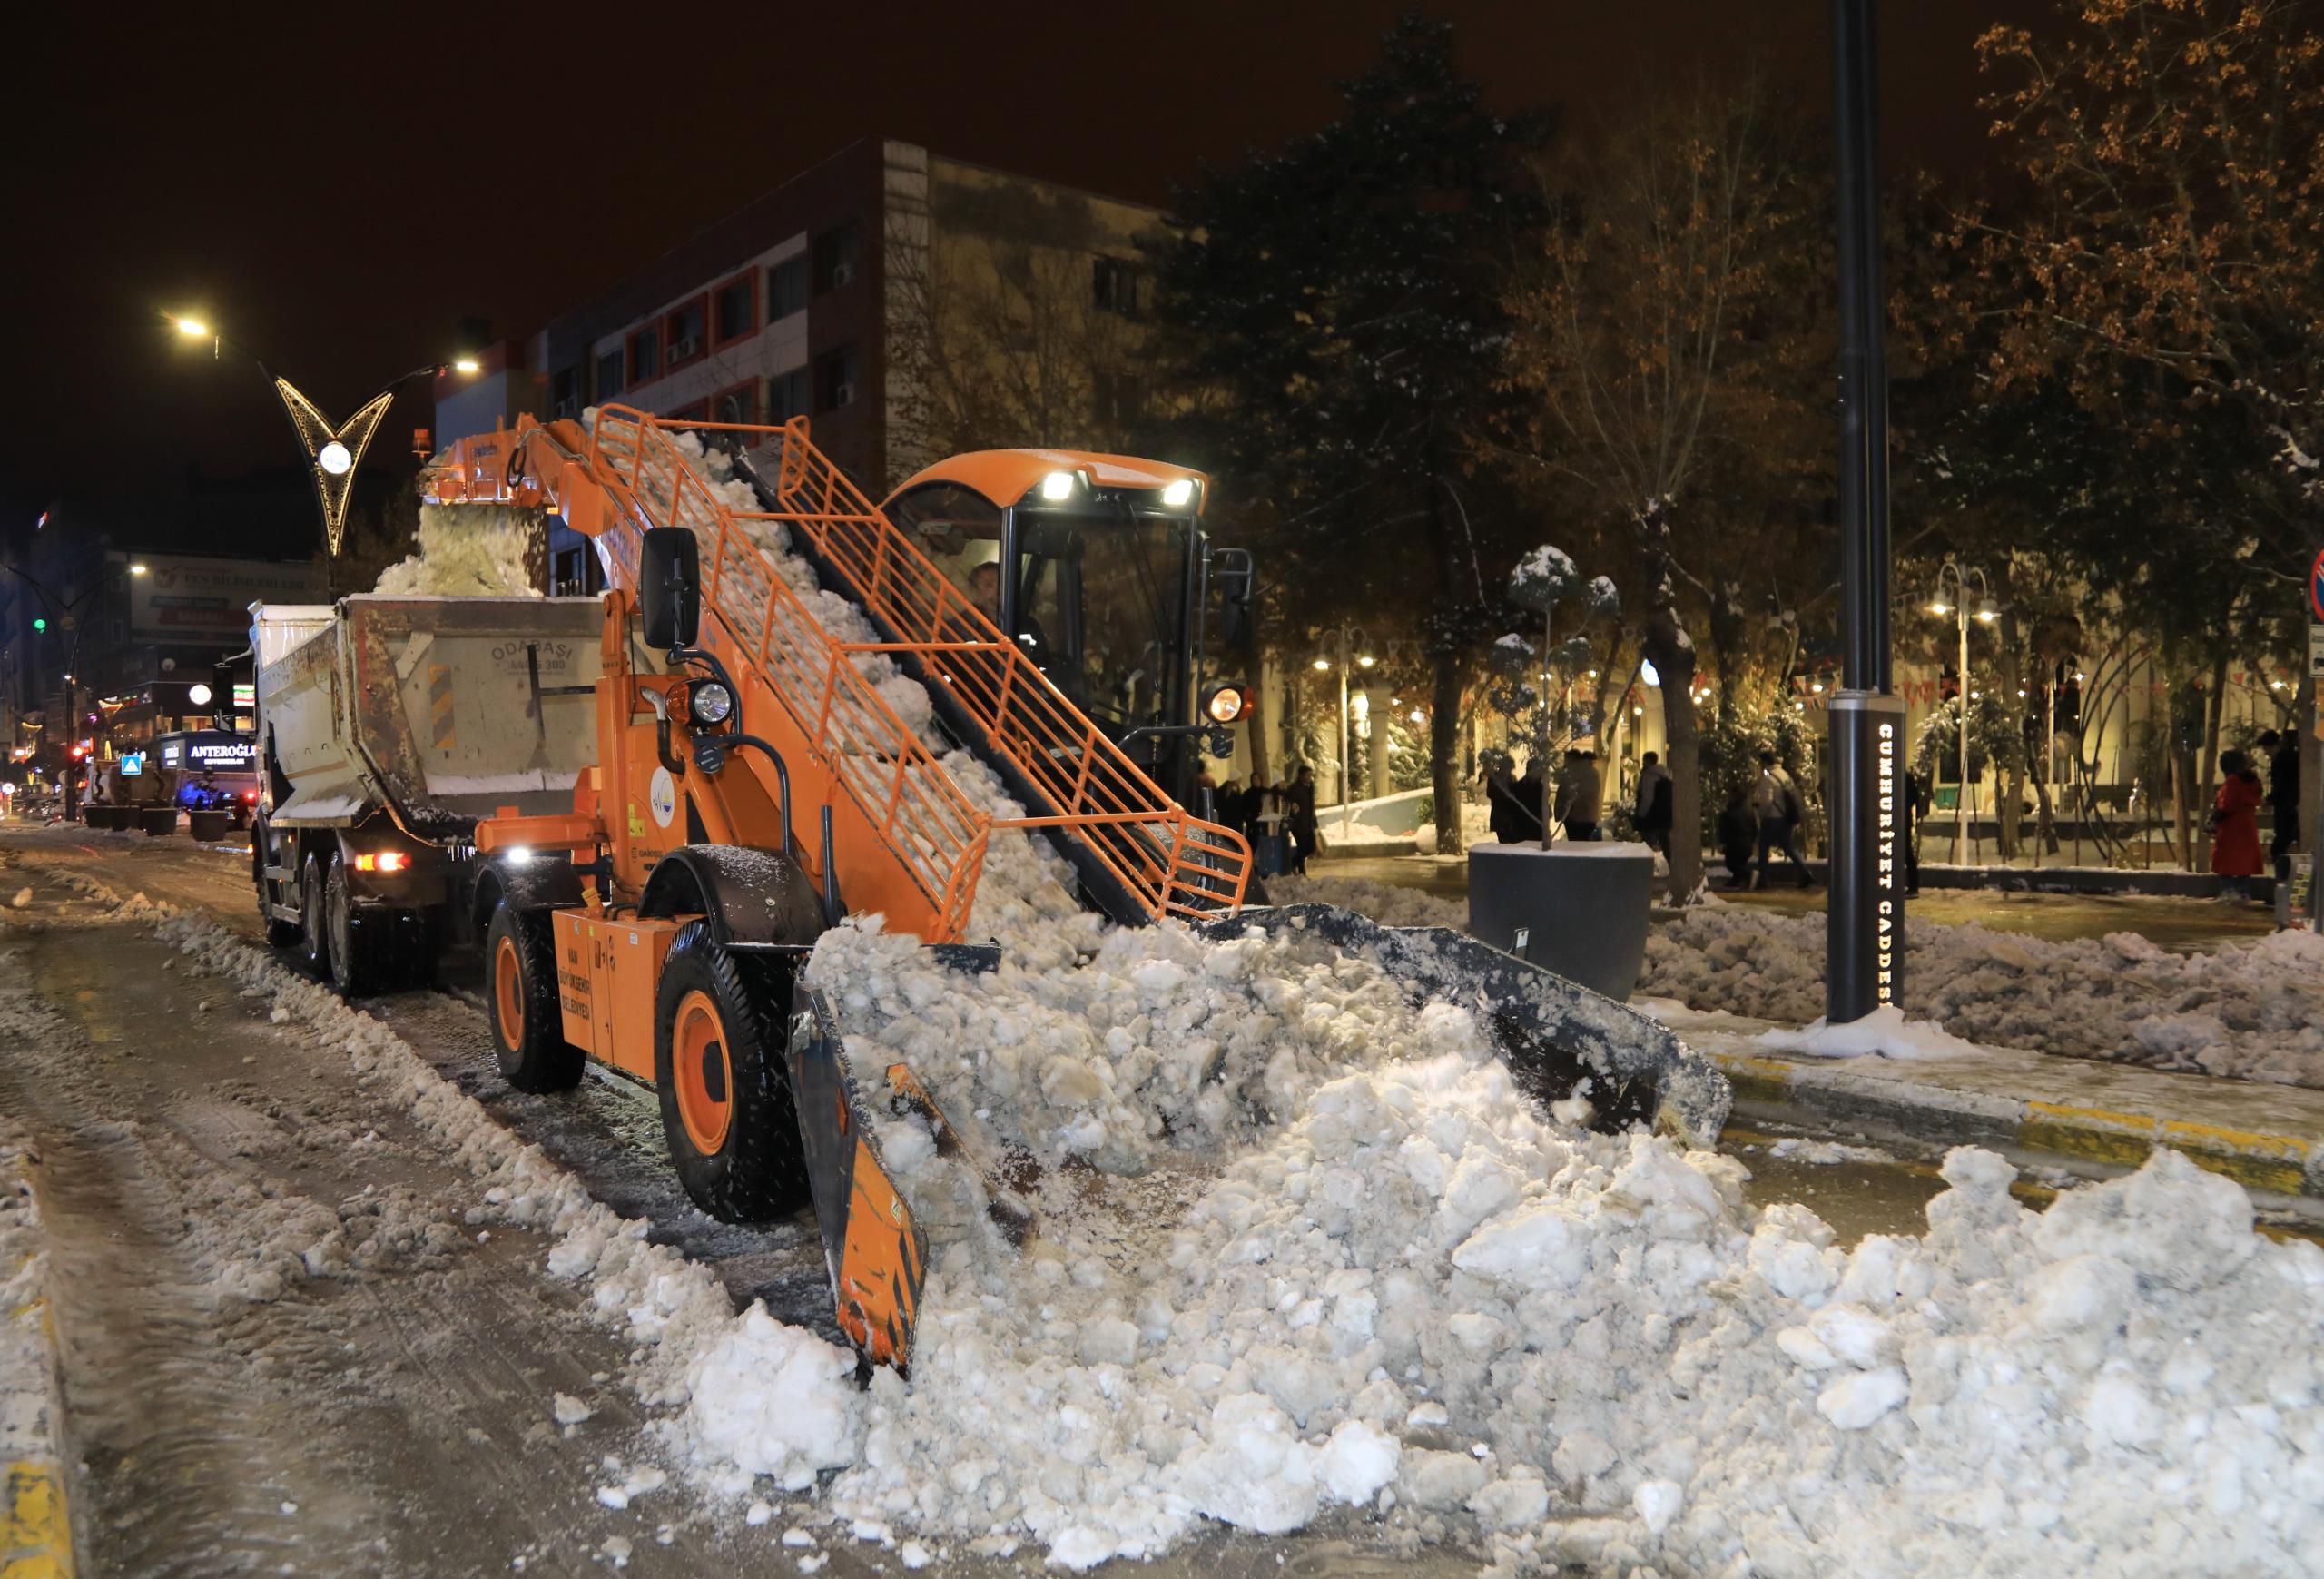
(139, 806, 180, 837)
(82, 805, 123, 832)
(1466, 842, 1655, 1002)
(187, 808, 234, 843)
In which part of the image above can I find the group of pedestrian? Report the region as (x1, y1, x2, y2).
(1483, 747, 1677, 852)
(1716, 751, 1816, 891)
(1215, 767, 1318, 875)
(2211, 730, 2301, 899)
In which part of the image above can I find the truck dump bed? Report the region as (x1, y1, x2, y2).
(254, 595, 605, 837)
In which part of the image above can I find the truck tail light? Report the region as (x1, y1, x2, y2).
(354, 852, 409, 873)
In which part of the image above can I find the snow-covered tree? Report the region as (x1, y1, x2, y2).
(1500, 81, 1827, 900)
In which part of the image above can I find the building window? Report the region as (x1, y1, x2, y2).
(553, 544, 606, 597)
(595, 348, 624, 401)
(1095, 370, 1146, 429)
(550, 366, 580, 419)
(713, 273, 755, 346)
(666, 400, 708, 422)
(813, 223, 862, 294)
(665, 298, 707, 369)
(768, 256, 809, 320)
(626, 324, 660, 385)
(713, 381, 757, 425)
(769, 367, 811, 422)
(1093, 256, 1147, 316)
(815, 346, 860, 412)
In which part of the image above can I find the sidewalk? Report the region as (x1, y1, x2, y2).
(1648, 1002, 2324, 1207)
(2, 1147, 74, 1578)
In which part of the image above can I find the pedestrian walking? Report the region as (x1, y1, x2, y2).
(1901, 765, 1929, 897)
(1485, 758, 1530, 845)
(2260, 729, 2300, 884)
(1554, 748, 1602, 842)
(1718, 784, 1756, 888)
(1634, 750, 1672, 855)
(1517, 756, 1551, 848)
(2211, 749, 2266, 899)
(1750, 751, 1812, 890)
(1286, 766, 1319, 875)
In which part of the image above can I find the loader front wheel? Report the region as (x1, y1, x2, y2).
(487, 903, 580, 1093)
(654, 923, 809, 1222)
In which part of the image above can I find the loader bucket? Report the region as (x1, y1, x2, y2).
(1196, 904, 1731, 1148)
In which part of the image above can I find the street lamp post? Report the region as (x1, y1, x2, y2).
(1311, 622, 1376, 839)
(1827, 0, 1905, 1023)
(162, 311, 468, 555)
(3, 557, 149, 821)
(1927, 559, 1998, 865)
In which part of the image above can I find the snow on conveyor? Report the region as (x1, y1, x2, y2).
(401, 439, 2324, 1573)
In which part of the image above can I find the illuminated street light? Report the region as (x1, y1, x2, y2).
(1311, 657, 1331, 672)
(129, 563, 147, 576)
(1928, 558, 1999, 864)
(453, 357, 481, 374)
(160, 307, 457, 554)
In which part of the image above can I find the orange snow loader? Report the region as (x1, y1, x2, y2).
(423, 406, 1253, 1371)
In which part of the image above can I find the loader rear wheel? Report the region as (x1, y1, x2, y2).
(487, 903, 581, 1093)
(654, 923, 809, 1222)
(299, 854, 331, 978)
(326, 858, 393, 998)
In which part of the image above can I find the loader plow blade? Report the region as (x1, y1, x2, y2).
(1197, 904, 1731, 1147)
(790, 989, 928, 1374)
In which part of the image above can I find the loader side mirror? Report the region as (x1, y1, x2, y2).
(639, 528, 700, 650)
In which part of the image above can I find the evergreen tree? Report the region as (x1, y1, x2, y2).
(1147, 14, 1551, 854)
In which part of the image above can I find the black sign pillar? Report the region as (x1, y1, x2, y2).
(1827, 0, 1901, 1021)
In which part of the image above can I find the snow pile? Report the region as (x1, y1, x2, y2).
(1645, 906, 2324, 1088)
(1267, 873, 1467, 932)
(373, 503, 542, 597)
(1755, 1004, 1984, 1062)
(773, 899, 2324, 1575)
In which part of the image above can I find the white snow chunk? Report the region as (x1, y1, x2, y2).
(1633, 1477, 1683, 1535)
(1816, 1367, 1909, 1429)
(553, 1392, 594, 1426)
(1316, 1420, 1401, 1505)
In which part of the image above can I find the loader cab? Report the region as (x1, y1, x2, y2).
(885, 450, 1249, 807)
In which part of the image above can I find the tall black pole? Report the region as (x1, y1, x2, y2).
(1827, 0, 1905, 1021)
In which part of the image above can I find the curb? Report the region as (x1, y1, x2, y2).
(1, 1147, 74, 1579)
(1704, 1046, 2322, 1203)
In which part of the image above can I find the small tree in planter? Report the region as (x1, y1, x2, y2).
(1495, 546, 1619, 846)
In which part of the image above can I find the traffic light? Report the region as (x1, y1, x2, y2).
(31, 617, 44, 633)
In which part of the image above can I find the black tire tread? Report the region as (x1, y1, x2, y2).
(300, 854, 331, 977)
(487, 903, 583, 1092)
(326, 859, 394, 998)
(654, 923, 809, 1222)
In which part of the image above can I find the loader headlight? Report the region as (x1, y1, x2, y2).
(1202, 683, 1248, 725)
(1039, 470, 1077, 502)
(1161, 478, 1195, 508)
(687, 680, 734, 727)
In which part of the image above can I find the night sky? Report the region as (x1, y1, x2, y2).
(3, 0, 2058, 540)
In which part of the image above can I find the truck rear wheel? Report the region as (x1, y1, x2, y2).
(654, 923, 810, 1222)
(300, 854, 332, 977)
(326, 859, 395, 998)
(487, 903, 580, 1092)
(253, 824, 300, 949)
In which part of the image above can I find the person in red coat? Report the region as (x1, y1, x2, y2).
(2211, 749, 2266, 897)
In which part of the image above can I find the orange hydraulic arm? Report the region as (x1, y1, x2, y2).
(426, 407, 1249, 941)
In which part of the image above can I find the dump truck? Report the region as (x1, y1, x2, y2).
(358, 404, 1726, 1373)
(250, 594, 606, 994)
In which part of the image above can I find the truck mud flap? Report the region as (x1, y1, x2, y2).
(1196, 904, 1730, 1148)
(789, 987, 929, 1376)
